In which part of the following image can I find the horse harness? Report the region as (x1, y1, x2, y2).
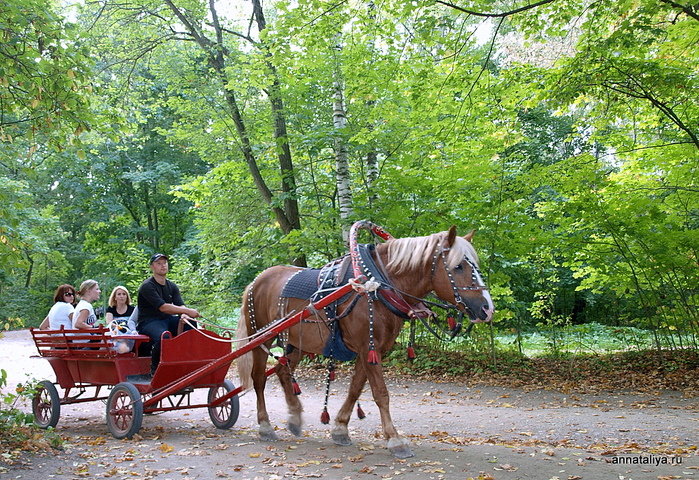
(247, 226, 490, 369)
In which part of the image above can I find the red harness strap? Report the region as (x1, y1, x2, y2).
(378, 290, 434, 319)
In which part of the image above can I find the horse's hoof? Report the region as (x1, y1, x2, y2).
(389, 444, 414, 458)
(288, 422, 302, 437)
(331, 432, 353, 446)
(388, 438, 414, 458)
(259, 429, 279, 442)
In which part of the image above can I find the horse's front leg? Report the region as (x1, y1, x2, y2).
(251, 347, 278, 441)
(331, 361, 367, 446)
(364, 356, 414, 459)
(275, 346, 304, 436)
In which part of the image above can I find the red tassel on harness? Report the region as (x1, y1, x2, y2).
(320, 407, 330, 424)
(447, 316, 457, 331)
(292, 379, 302, 395)
(329, 369, 336, 381)
(278, 356, 289, 366)
(306, 352, 316, 360)
(367, 349, 380, 365)
(407, 346, 416, 360)
(356, 403, 366, 419)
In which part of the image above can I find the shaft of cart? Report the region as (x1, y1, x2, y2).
(143, 280, 361, 408)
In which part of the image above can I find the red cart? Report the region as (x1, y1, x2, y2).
(30, 326, 238, 438)
(30, 280, 357, 439)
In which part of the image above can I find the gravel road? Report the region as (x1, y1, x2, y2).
(2, 329, 698, 480)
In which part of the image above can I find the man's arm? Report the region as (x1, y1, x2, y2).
(159, 281, 198, 317)
(158, 303, 199, 318)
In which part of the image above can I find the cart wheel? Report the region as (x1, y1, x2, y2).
(208, 380, 240, 429)
(32, 380, 60, 429)
(106, 382, 143, 439)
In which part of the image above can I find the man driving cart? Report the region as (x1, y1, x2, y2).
(137, 253, 200, 378)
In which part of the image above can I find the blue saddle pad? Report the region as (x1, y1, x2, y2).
(280, 262, 358, 362)
(281, 268, 321, 300)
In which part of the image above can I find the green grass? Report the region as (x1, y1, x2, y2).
(494, 323, 697, 356)
(402, 322, 698, 358)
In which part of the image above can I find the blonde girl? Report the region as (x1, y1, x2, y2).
(72, 280, 101, 341)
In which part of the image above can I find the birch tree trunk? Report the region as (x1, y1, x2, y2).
(365, 124, 379, 209)
(333, 76, 354, 245)
(364, 2, 379, 210)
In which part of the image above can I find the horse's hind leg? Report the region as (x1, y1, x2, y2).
(331, 361, 367, 446)
(252, 347, 278, 441)
(275, 346, 304, 436)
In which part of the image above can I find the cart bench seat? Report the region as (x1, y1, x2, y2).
(30, 327, 150, 359)
(30, 327, 152, 388)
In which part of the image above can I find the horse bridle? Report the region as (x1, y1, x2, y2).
(348, 221, 489, 331)
(430, 241, 489, 312)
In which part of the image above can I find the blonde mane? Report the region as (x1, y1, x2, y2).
(384, 231, 479, 274)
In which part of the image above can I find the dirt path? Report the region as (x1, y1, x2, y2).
(2, 329, 698, 480)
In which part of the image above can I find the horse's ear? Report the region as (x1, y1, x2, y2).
(464, 229, 477, 242)
(447, 225, 457, 246)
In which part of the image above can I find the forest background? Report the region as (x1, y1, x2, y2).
(1, 0, 697, 363)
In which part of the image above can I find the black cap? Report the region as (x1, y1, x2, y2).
(149, 253, 169, 264)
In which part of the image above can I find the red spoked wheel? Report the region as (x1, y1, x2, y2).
(106, 382, 143, 439)
(207, 380, 240, 429)
(32, 380, 60, 429)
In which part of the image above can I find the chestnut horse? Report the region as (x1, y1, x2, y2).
(236, 226, 494, 458)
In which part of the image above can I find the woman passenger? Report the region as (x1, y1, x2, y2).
(106, 286, 136, 333)
(39, 284, 76, 330)
(72, 280, 101, 342)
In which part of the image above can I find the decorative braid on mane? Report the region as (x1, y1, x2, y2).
(384, 231, 479, 274)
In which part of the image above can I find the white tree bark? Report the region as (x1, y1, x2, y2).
(365, 123, 379, 208)
(364, 2, 379, 209)
(333, 75, 353, 245)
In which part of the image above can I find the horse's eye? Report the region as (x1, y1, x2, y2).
(454, 264, 464, 271)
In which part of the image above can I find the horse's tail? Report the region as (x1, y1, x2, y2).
(236, 283, 254, 391)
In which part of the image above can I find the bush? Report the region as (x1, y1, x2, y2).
(0, 369, 63, 462)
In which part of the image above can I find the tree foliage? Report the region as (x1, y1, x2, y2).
(0, 0, 696, 353)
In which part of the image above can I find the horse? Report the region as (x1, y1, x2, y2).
(236, 225, 494, 458)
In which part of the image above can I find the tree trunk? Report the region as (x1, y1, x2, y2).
(333, 77, 353, 244)
(163, 0, 305, 264)
(364, 4, 379, 210)
(152, 187, 160, 252)
(366, 138, 379, 208)
(250, 0, 305, 264)
(161, 0, 306, 264)
(24, 251, 33, 288)
(143, 185, 156, 250)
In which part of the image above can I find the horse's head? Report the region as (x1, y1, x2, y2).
(432, 226, 494, 323)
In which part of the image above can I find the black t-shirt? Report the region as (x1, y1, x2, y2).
(137, 277, 184, 324)
(107, 305, 136, 333)
(107, 305, 135, 320)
